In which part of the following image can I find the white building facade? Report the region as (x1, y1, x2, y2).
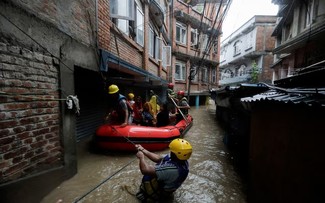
(219, 15, 277, 86)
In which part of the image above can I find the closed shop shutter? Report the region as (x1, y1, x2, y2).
(74, 67, 108, 142)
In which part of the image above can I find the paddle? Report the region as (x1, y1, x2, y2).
(169, 94, 189, 125)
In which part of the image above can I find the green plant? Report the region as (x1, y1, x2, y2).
(250, 61, 259, 83)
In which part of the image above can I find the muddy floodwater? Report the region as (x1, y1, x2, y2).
(42, 104, 247, 203)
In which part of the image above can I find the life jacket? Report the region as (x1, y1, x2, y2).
(178, 97, 188, 115)
(113, 94, 132, 123)
(117, 94, 133, 113)
(137, 155, 189, 202)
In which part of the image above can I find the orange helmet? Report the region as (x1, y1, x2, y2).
(177, 90, 185, 97)
(168, 83, 174, 88)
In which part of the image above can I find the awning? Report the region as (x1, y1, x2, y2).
(100, 49, 167, 87)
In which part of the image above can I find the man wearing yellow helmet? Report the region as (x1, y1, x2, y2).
(135, 138, 192, 202)
(106, 84, 130, 127)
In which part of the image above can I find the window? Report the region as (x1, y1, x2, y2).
(155, 37, 162, 60)
(245, 31, 253, 50)
(200, 34, 209, 52)
(116, 19, 129, 34)
(191, 28, 198, 48)
(305, 0, 313, 28)
(190, 66, 198, 82)
(111, 0, 143, 46)
(213, 40, 218, 54)
(136, 6, 144, 46)
(162, 45, 171, 68)
(201, 67, 208, 83)
(212, 69, 216, 83)
(149, 27, 155, 57)
(234, 41, 241, 55)
(175, 61, 186, 81)
(176, 22, 187, 45)
(110, 0, 134, 20)
(149, 25, 162, 60)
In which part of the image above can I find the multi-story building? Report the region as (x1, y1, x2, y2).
(0, 0, 226, 202)
(219, 15, 277, 86)
(271, 0, 325, 83)
(171, 0, 225, 105)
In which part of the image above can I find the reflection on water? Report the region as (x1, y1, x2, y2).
(41, 104, 247, 203)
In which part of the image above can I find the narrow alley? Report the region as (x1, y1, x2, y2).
(41, 104, 247, 203)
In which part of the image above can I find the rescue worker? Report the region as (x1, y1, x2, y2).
(105, 84, 130, 127)
(167, 83, 177, 113)
(135, 138, 192, 202)
(175, 90, 190, 123)
(127, 93, 135, 123)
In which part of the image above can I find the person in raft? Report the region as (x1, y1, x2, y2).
(135, 138, 192, 202)
(105, 84, 131, 127)
(175, 90, 190, 123)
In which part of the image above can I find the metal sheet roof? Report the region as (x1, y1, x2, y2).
(241, 88, 325, 107)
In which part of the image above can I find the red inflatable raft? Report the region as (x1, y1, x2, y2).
(94, 114, 193, 151)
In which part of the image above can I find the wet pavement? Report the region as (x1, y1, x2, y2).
(41, 103, 247, 203)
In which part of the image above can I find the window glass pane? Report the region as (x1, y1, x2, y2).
(162, 46, 171, 67)
(149, 28, 154, 57)
(136, 8, 144, 46)
(176, 23, 187, 45)
(110, 0, 134, 20)
(175, 61, 186, 80)
(191, 29, 198, 46)
(175, 64, 181, 79)
(155, 37, 162, 60)
(117, 19, 129, 34)
(181, 29, 187, 44)
(182, 65, 186, 80)
(176, 26, 181, 42)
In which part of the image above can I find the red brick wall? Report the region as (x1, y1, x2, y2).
(255, 25, 276, 82)
(110, 31, 143, 68)
(0, 42, 62, 184)
(255, 26, 276, 52)
(98, 0, 110, 50)
(10, 0, 96, 46)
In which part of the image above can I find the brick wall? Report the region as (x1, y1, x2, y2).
(0, 40, 62, 184)
(110, 32, 143, 68)
(10, 0, 96, 46)
(98, 0, 110, 50)
(255, 25, 276, 83)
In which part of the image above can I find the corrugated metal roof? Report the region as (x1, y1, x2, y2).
(241, 88, 325, 107)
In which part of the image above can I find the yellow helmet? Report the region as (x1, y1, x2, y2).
(128, 93, 134, 99)
(169, 138, 192, 160)
(108, 84, 119, 94)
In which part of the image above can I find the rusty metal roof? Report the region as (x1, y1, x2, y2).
(241, 88, 325, 107)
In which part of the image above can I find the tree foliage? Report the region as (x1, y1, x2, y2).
(250, 61, 259, 83)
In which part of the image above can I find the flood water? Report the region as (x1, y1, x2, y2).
(41, 103, 247, 203)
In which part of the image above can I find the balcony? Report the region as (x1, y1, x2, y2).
(174, 10, 220, 36)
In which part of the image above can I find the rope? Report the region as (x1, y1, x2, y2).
(74, 157, 137, 203)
